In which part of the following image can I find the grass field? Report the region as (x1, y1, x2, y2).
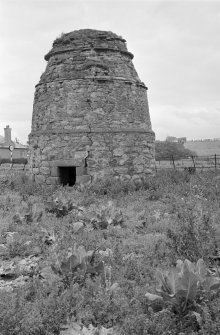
(184, 140, 220, 156)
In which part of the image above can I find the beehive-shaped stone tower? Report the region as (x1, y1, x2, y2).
(29, 29, 155, 185)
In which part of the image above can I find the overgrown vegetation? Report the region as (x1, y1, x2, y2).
(0, 170, 219, 334)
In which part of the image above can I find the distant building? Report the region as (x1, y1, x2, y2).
(166, 136, 178, 142)
(177, 137, 187, 144)
(166, 136, 187, 144)
(0, 125, 28, 160)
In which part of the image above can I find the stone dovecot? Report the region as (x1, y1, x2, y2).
(29, 29, 155, 186)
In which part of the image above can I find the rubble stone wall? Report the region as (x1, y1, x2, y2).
(29, 29, 155, 185)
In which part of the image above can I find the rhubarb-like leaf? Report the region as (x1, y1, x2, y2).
(156, 269, 178, 297)
(184, 259, 196, 274)
(176, 259, 183, 272)
(175, 261, 199, 301)
(60, 254, 80, 275)
(195, 259, 207, 280)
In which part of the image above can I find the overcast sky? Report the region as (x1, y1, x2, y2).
(0, 0, 220, 143)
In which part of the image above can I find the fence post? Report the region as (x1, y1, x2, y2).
(171, 156, 176, 169)
(191, 156, 196, 171)
(9, 145, 14, 169)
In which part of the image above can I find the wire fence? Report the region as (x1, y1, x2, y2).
(156, 154, 220, 171)
(1, 155, 220, 174)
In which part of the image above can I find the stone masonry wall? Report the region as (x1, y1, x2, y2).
(29, 29, 155, 185)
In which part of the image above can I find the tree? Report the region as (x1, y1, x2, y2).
(155, 141, 196, 161)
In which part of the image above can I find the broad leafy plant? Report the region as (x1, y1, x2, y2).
(145, 259, 220, 331)
(45, 192, 83, 218)
(91, 201, 124, 230)
(52, 244, 105, 283)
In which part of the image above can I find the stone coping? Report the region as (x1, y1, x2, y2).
(44, 47, 134, 61)
(36, 76, 147, 89)
(29, 129, 155, 137)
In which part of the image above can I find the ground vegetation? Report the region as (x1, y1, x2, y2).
(0, 170, 219, 334)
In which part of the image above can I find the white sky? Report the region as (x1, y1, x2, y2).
(0, 0, 220, 143)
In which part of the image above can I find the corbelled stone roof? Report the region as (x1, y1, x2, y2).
(45, 29, 133, 61)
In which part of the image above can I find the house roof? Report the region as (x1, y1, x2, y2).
(0, 127, 27, 148)
(0, 135, 4, 144)
(0, 137, 27, 149)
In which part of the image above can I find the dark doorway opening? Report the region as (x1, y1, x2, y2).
(58, 166, 76, 186)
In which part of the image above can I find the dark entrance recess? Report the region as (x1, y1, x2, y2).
(58, 166, 76, 186)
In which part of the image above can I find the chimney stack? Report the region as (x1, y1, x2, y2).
(4, 125, 12, 145)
